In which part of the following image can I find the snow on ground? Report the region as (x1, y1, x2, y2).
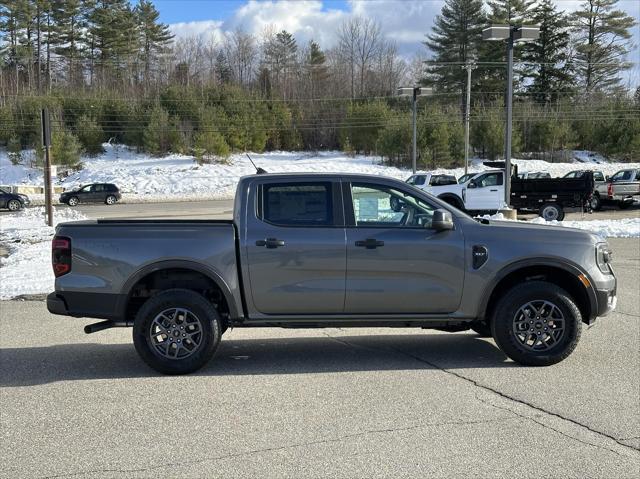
(0, 207, 87, 300)
(2, 144, 639, 203)
(480, 213, 640, 238)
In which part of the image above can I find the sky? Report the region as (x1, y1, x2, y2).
(153, 0, 640, 87)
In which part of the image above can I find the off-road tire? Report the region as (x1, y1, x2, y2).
(133, 289, 222, 374)
(491, 281, 581, 366)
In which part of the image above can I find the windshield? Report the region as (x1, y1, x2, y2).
(458, 173, 474, 184)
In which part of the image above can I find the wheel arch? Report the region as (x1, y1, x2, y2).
(479, 259, 597, 325)
(119, 260, 240, 322)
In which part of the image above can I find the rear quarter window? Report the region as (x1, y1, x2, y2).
(261, 182, 334, 227)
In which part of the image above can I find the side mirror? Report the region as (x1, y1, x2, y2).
(432, 209, 454, 231)
(467, 181, 477, 189)
(605, 176, 611, 181)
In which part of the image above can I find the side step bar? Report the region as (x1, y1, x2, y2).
(84, 320, 133, 334)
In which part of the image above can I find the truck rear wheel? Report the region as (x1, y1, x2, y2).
(539, 203, 565, 221)
(491, 281, 581, 366)
(133, 289, 222, 374)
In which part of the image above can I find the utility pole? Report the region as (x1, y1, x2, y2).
(397, 86, 433, 174)
(41, 109, 53, 227)
(462, 61, 476, 176)
(504, 35, 514, 206)
(412, 88, 417, 174)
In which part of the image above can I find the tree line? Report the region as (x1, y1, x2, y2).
(0, 0, 638, 169)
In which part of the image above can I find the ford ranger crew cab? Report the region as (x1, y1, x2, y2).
(47, 173, 617, 374)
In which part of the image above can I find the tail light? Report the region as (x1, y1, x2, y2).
(52, 236, 71, 277)
(607, 183, 613, 198)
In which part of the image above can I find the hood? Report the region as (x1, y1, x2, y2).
(474, 218, 603, 245)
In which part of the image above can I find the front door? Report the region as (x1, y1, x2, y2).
(246, 180, 346, 315)
(465, 172, 504, 210)
(344, 182, 465, 314)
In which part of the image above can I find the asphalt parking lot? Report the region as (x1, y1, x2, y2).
(0, 237, 638, 478)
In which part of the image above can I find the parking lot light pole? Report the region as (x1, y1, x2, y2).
(462, 62, 476, 176)
(397, 86, 433, 174)
(482, 25, 540, 206)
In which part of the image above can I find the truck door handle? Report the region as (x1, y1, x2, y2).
(490, 189, 498, 192)
(256, 238, 285, 249)
(355, 238, 384, 249)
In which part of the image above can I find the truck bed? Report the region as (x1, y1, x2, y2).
(51, 219, 242, 321)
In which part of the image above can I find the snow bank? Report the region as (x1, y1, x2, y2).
(0, 207, 87, 300)
(479, 213, 640, 238)
(2, 144, 639, 202)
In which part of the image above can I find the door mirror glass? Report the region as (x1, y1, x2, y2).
(467, 180, 477, 189)
(432, 209, 454, 231)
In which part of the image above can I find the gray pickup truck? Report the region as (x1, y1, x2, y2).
(48, 173, 617, 374)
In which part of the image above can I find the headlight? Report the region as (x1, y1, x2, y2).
(596, 243, 613, 274)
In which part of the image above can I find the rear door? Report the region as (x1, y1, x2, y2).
(343, 181, 465, 314)
(245, 180, 346, 315)
(465, 172, 504, 210)
(91, 184, 105, 203)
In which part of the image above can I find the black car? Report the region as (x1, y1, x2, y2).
(60, 183, 121, 206)
(0, 187, 30, 211)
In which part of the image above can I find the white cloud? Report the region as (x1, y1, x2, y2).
(169, 20, 224, 43)
(167, 0, 639, 82)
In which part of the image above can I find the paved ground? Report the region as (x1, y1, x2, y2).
(0, 237, 638, 478)
(2, 198, 638, 220)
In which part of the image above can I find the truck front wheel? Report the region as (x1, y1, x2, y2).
(133, 289, 222, 374)
(491, 281, 581, 366)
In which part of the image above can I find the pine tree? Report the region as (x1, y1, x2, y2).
(523, 0, 573, 102)
(479, 0, 536, 95)
(51, 0, 91, 86)
(263, 30, 298, 98)
(306, 40, 328, 97)
(423, 0, 485, 107)
(88, 0, 138, 85)
(573, 0, 637, 92)
(135, 0, 173, 83)
(214, 49, 231, 84)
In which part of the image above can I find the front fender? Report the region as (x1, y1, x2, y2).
(478, 257, 598, 322)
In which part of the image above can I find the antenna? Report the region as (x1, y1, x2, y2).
(246, 154, 267, 174)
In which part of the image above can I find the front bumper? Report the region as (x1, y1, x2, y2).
(596, 287, 617, 317)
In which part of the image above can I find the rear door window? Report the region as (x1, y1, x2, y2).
(260, 182, 334, 227)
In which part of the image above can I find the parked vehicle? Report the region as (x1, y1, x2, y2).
(60, 183, 121, 206)
(606, 169, 640, 209)
(48, 172, 617, 374)
(458, 173, 475, 184)
(0, 187, 30, 211)
(429, 166, 594, 220)
(563, 170, 607, 211)
(406, 173, 457, 189)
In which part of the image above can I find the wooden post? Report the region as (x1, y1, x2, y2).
(41, 109, 53, 227)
